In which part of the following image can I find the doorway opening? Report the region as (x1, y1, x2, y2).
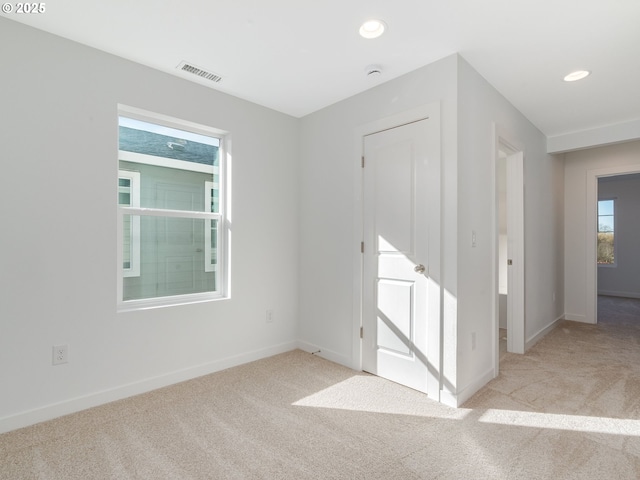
(596, 173, 640, 325)
(497, 148, 508, 361)
(494, 134, 525, 376)
(585, 165, 640, 324)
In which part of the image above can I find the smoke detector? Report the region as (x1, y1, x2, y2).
(365, 65, 383, 77)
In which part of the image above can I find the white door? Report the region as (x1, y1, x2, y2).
(362, 119, 432, 394)
(505, 150, 524, 354)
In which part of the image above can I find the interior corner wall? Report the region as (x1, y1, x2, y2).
(564, 140, 640, 321)
(456, 57, 564, 401)
(298, 55, 459, 389)
(0, 18, 299, 432)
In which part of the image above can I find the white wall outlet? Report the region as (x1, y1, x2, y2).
(52, 345, 68, 365)
(266, 309, 274, 323)
(471, 231, 477, 248)
(471, 332, 477, 351)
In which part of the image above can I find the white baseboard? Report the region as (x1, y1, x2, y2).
(0, 341, 298, 435)
(563, 313, 586, 322)
(439, 390, 458, 408)
(525, 315, 563, 351)
(297, 341, 352, 369)
(451, 366, 495, 407)
(598, 290, 640, 299)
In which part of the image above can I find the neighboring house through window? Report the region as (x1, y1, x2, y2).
(117, 106, 227, 310)
(118, 170, 141, 277)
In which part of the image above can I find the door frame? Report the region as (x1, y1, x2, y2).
(352, 103, 441, 399)
(585, 164, 640, 324)
(493, 126, 525, 376)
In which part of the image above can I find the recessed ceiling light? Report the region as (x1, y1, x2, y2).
(359, 19, 386, 39)
(563, 70, 591, 82)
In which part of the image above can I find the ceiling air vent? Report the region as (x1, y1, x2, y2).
(177, 61, 223, 83)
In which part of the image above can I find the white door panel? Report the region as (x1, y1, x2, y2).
(362, 119, 431, 394)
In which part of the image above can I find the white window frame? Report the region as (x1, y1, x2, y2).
(117, 105, 228, 312)
(597, 197, 617, 268)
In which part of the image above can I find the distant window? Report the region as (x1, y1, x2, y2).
(597, 199, 615, 265)
(117, 107, 227, 311)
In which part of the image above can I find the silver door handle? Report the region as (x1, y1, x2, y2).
(414, 264, 426, 274)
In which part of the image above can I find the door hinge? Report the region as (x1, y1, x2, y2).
(360, 326, 364, 339)
(360, 241, 364, 253)
(361, 156, 365, 168)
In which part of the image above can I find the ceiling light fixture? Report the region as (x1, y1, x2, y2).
(563, 70, 590, 82)
(359, 19, 386, 39)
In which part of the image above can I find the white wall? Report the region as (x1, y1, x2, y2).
(298, 55, 459, 397)
(456, 57, 564, 400)
(565, 141, 640, 322)
(0, 19, 299, 432)
(0, 18, 571, 428)
(597, 175, 640, 298)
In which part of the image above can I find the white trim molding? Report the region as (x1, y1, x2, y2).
(0, 342, 298, 435)
(525, 314, 563, 351)
(585, 164, 640, 324)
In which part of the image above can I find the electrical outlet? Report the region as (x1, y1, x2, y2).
(266, 309, 274, 323)
(52, 345, 68, 365)
(471, 332, 477, 351)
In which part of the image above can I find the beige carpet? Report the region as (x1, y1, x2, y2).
(2, 319, 640, 479)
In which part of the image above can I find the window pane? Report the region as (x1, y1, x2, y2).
(119, 117, 219, 167)
(211, 187, 219, 214)
(210, 219, 218, 268)
(598, 215, 614, 233)
(598, 199, 614, 216)
(597, 233, 615, 264)
(118, 179, 131, 206)
(122, 215, 216, 301)
(120, 161, 216, 212)
(123, 214, 132, 269)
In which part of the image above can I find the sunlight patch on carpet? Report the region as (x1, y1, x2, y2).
(478, 409, 640, 436)
(292, 375, 470, 420)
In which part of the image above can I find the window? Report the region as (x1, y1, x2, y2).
(597, 199, 615, 265)
(117, 106, 227, 310)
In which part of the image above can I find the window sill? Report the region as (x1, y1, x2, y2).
(117, 292, 228, 313)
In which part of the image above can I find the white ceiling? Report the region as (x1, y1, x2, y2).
(5, 0, 640, 138)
